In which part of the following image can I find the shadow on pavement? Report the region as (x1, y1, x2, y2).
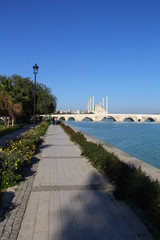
(49, 173, 149, 240)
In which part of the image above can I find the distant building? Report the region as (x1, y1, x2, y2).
(94, 104, 105, 113)
(88, 96, 108, 114)
(60, 110, 71, 114)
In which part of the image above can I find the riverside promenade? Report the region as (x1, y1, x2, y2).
(17, 125, 153, 240)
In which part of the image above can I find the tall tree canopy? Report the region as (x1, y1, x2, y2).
(0, 90, 13, 117)
(0, 75, 57, 122)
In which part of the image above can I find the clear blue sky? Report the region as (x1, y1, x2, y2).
(0, 0, 160, 113)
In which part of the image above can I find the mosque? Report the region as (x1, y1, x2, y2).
(88, 96, 108, 114)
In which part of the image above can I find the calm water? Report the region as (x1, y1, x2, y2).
(67, 120, 160, 169)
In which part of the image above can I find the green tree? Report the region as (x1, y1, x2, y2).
(0, 90, 13, 127)
(11, 75, 34, 122)
(36, 84, 57, 114)
(0, 75, 57, 123)
(0, 76, 13, 93)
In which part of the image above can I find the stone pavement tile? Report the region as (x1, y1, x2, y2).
(59, 191, 79, 240)
(33, 157, 110, 187)
(59, 189, 141, 240)
(17, 224, 34, 240)
(45, 138, 75, 146)
(17, 192, 40, 240)
(45, 126, 65, 135)
(78, 190, 141, 239)
(42, 145, 81, 158)
(32, 231, 48, 240)
(20, 192, 39, 225)
(34, 191, 49, 233)
(49, 191, 63, 240)
(68, 191, 96, 240)
(32, 173, 43, 187)
(50, 160, 59, 186)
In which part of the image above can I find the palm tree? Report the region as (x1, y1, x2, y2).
(12, 102, 22, 126)
(0, 90, 13, 128)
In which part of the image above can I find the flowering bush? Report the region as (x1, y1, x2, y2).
(0, 121, 49, 190)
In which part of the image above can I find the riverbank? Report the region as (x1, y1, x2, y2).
(68, 123, 160, 182)
(84, 132, 160, 183)
(67, 121, 160, 170)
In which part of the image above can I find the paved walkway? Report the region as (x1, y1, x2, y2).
(17, 125, 153, 240)
(0, 125, 33, 148)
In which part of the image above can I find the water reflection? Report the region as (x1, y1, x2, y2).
(101, 117, 115, 122)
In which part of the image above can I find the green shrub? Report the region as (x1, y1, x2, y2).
(35, 120, 50, 136)
(71, 131, 87, 147)
(23, 129, 40, 144)
(60, 123, 75, 136)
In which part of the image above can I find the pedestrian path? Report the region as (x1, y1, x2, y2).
(17, 125, 153, 240)
(0, 125, 33, 147)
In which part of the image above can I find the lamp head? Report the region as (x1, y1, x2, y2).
(33, 64, 39, 74)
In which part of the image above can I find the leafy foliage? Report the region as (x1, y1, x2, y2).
(0, 90, 13, 116)
(0, 75, 57, 123)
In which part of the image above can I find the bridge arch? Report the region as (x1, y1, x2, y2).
(68, 117, 76, 121)
(101, 117, 115, 122)
(82, 117, 93, 121)
(107, 116, 117, 121)
(59, 117, 66, 121)
(123, 117, 134, 122)
(144, 117, 155, 122)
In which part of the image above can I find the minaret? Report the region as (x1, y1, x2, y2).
(92, 96, 94, 112)
(103, 97, 104, 110)
(90, 97, 91, 112)
(106, 96, 108, 113)
(88, 101, 89, 113)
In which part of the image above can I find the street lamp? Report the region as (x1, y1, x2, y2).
(45, 95, 47, 119)
(33, 64, 39, 130)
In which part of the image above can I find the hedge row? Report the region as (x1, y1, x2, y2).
(61, 123, 160, 232)
(0, 121, 50, 190)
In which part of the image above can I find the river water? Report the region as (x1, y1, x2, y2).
(67, 120, 160, 170)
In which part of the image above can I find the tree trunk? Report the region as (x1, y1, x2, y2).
(12, 117, 14, 126)
(2, 117, 7, 129)
(7, 117, 10, 128)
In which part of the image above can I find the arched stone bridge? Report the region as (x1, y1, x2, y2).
(43, 113, 160, 122)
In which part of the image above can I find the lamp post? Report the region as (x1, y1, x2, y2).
(45, 95, 47, 119)
(33, 64, 39, 130)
